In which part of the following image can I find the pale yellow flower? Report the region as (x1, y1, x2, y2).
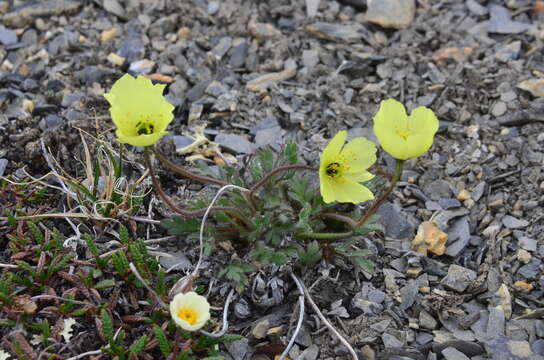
(319, 131, 376, 204)
(169, 292, 210, 331)
(104, 74, 174, 147)
(373, 99, 438, 160)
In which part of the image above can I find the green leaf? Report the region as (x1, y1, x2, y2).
(84, 234, 100, 257)
(334, 244, 375, 274)
(29, 222, 44, 244)
(161, 217, 200, 235)
(298, 241, 321, 267)
(15, 260, 36, 278)
(352, 257, 375, 273)
(129, 335, 148, 356)
(250, 243, 289, 266)
(46, 254, 75, 280)
(111, 251, 129, 275)
(95, 279, 116, 289)
(70, 308, 89, 316)
(119, 225, 130, 244)
(92, 155, 101, 198)
(153, 325, 172, 357)
(198, 333, 244, 348)
(219, 263, 253, 292)
(284, 142, 298, 164)
(101, 308, 114, 343)
(353, 214, 384, 235)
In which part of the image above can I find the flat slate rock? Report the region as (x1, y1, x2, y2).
(305, 22, 369, 43)
(364, 0, 416, 29)
(441, 264, 477, 292)
(3, 0, 82, 27)
(488, 5, 530, 34)
(485, 336, 543, 360)
(215, 133, 255, 154)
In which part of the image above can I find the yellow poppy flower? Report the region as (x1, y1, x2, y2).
(104, 74, 174, 147)
(373, 99, 438, 160)
(169, 291, 211, 331)
(319, 131, 376, 204)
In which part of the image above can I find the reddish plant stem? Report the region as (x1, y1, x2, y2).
(354, 159, 404, 228)
(143, 148, 247, 224)
(152, 147, 227, 187)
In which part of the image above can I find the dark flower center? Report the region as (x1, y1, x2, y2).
(326, 162, 341, 178)
(136, 120, 154, 135)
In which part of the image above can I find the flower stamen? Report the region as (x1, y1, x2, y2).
(177, 307, 198, 325)
(325, 162, 341, 178)
(136, 120, 155, 135)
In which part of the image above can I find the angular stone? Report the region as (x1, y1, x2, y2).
(299, 344, 319, 360)
(0, 158, 7, 177)
(488, 5, 530, 34)
(419, 310, 438, 330)
(364, 0, 415, 29)
(3, 0, 83, 27)
(382, 333, 403, 348)
(305, 22, 368, 43)
(445, 216, 471, 257)
(224, 338, 249, 360)
(486, 307, 506, 339)
(251, 318, 270, 339)
(246, 66, 297, 92)
(519, 237, 537, 252)
(517, 79, 544, 97)
(433, 340, 485, 357)
(441, 264, 477, 292)
(215, 133, 255, 154)
(423, 180, 452, 201)
(502, 215, 529, 229)
(466, 0, 488, 16)
(491, 101, 507, 117)
(377, 202, 416, 240)
(442, 347, 470, 360)
(0, 25, 17, 45)
(495, 41, 521, 63)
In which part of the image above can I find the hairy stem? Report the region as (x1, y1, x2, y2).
(295, 230, 353, 240)
(152, 146, 228, 187)
(143, 148, 248, 224)
(354, 159, 404, 229)
(320, 212, 358, 229)
(248, 164, 315, 201)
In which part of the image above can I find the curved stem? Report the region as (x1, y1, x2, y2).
(199, 288, 236, 338)
(248, 164, 315, 201)
(295, 230, 353, 240)
(152, 146, 227, 187)
(354, 159, 404, 229)
(143, 148, 248, 223)
(320, 213, 357, 229)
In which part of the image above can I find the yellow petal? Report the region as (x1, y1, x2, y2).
(373, 99, 409, 160)
(343, 171, 374, 183)
(104, 74, 174, 146)
(328, 179, 374, 204)
(373, 99, 438, 160)
(319, 176, 336, 204)
(403, 106, 439, 158)
(321, 130, 347, 167)
(340, 137, 377, 173)
(116, 129, 168, 147)
(169, 292, 211, 332)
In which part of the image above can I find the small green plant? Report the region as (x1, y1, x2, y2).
(160, 142, 384, 291)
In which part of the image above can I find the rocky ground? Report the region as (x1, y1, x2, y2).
(1, 0, 544, 359)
